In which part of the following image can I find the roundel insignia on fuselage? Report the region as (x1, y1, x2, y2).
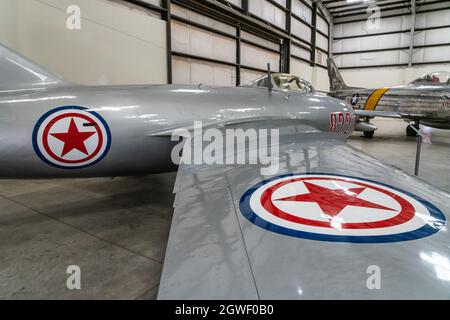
(239, 173, 446, 243)
(32, 106, 111, 169)
(350, 93, 359, 106)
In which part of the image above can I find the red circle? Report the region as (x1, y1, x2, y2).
(41, 112, 104, 164)
(260, 177, 415, 229)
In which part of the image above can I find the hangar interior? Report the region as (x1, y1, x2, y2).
(0, 0, 449, 299)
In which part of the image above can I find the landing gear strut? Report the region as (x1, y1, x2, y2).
(362, 116, 375, 138)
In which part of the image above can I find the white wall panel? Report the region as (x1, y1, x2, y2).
(333, 16, 411, 38)
(292, 18, 311, 40)
(249, 0, 286, 30)
(273, 0, 287, 7)
(415, 46, 450, 63)
(172, 21, 236, 63)
(142, 0, 161, 6)
(292, 0, 312, 24)
(333, 8, 450, 68)
(170, 4, 239, 86)
(332, 9, 450, 86)
(316, 33, 328, 51)
(416, 10, 450, 29)
(241, 69, 266, 85)
(412, 9, 450, 64)
(291, 43, 310, 60)
(340, 63, 450, 88)
(340, 67, 409, 87)
(290, 58, 329, 91)
(335, 33, 410, 53)
(414, 28, 450, 46)
(0, 0, 167, 85)
(171, 4, 236, 36)
(173, 56, 236, 86)
(291, 58, 312, 82)
(314, 66, 329, 92)
(241, 43, 280, 72)
(315, 49, 327, 66)
(317, 15, 328, 35)
(335, 50, 409, 68)
(0, 0, 18, 48)
(241, 31, 280, 51)
(226, 0, 242, 8)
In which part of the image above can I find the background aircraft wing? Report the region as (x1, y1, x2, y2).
(158, 133, 450, 299)
(355, 110, 403, 118)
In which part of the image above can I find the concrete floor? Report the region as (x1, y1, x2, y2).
(348, 118, 450, 192)
(0, 173, 177, 299)
(0, 117, 449, 299)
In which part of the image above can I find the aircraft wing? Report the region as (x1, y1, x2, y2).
(354, 110, 403, 119)
(355, 110, 427, 121)
(158, 133, 450, 299)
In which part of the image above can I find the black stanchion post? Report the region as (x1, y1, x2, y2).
(414, 120, 421, 176)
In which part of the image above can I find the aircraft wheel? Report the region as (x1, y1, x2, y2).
(406, 125, 417, 137)
(363, 131, 374, 138)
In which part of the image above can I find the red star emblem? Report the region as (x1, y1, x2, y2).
(275, 181, 395, 217)
(50, 118, 95, 157)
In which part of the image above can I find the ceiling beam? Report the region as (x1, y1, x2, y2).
(315, 0, 333, 22)
(328, 0, 408, 12)
(333, 4, 411, 18)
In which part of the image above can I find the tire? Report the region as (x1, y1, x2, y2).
(406, 125, 417, 137)
(363, 131, 374, 138)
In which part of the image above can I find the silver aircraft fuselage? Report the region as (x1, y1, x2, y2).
(334, 84, 450, 129)
(0, 84, 351, 178)
(327, 58, 450, 135)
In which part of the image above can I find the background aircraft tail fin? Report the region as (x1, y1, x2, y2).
(327, 58, 349, 91)
(0, 43, 69, 91)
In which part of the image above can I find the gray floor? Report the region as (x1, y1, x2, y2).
(0, 173, 177, 299)
(348, 118, 450, 192)
(0, 118, 449, 299)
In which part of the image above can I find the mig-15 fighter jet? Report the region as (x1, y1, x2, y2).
(1, 43, 449, 299)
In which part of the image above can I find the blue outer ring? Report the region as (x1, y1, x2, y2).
(32, 106, 112, 169)
(239, 173, 446, 243)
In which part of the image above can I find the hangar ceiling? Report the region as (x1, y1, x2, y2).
(324, 0, 414, 18)
(321, 0, 446, 21)
(328, 0, 450, 69)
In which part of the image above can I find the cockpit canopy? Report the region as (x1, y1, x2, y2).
(410, 71, 450, 85)
(246, 73, 315, 93)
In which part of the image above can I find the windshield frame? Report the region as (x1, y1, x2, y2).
(410, 71, 450, 85)
(245, 73, 315, 93)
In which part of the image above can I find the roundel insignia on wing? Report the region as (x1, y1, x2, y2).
(32, 106, 111, 169)
(239, 173, 446, 243)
